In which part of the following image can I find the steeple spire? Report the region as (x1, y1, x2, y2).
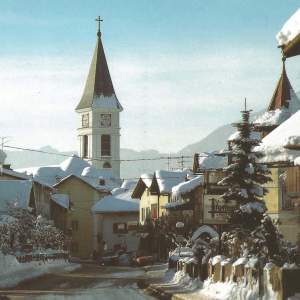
(268, 54, 292, 111)
(75, 17, 122, 111)
(254, 54, 300, 138)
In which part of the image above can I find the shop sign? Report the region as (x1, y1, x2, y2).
(203, 194, 237, 225)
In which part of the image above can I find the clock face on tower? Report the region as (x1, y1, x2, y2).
(82, 114, 89, 128)
(100, 114, 111, 127)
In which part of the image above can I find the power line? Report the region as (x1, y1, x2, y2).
(4, 145, 194, 162)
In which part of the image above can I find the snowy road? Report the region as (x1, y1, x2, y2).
(0, 264, 154, 300)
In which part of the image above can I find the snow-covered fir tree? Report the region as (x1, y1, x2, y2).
(219, 107, 283, 263)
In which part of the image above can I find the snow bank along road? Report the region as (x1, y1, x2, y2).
(0, 264, 155, 300)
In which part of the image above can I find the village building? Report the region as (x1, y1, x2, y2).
(165, 175, 204, 221)
(0, 164, 55, 220)
(252, 57, 300, 242)
(91, 182, 139, 253)
(0, 180, 36, 213)
(50, 194, 70, 231)
(255, 107, 300, 242)
(75, 17, 123, 177)
(132, 170, 190, 260)
(17, 155, 121, 259)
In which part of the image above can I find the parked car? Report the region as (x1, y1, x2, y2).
(130, 251, 154, 267)
(99, 251, 119, 266)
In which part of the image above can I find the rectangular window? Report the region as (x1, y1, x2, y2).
(282, 186, 294, 210)
(151, 204, 158, 219)
(71, 221, 79, 231)
(71, 243, 78, 252)
(141, 208, 145, 221)
(146, 207, 151, 219)
(101, 135, 111, 156)
(83, 135, 88, 158)
(113, 223, 128, 234)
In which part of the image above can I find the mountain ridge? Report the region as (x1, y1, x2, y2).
(1, 108, 270, 179)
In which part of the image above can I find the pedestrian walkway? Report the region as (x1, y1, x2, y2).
(142, 264, 216, 300)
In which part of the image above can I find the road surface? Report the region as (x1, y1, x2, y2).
(0, 264, 154, 300)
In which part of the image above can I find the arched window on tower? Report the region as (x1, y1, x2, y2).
(101, 135, 111, 156)
(103, 161, 112, 169)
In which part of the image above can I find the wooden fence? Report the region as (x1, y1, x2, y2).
(171, 257, 300, 300)
(16, 252, 69, 263)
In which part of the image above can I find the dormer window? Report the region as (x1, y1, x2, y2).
(99, 179, 105, 186)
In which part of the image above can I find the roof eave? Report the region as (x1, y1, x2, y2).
(280, 32, 300, 58)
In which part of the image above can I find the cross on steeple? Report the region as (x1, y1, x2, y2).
(95, 16, 103, 36)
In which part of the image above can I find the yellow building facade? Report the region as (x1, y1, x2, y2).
(54, 175, 107, 259)
(264, 167, 300, 242)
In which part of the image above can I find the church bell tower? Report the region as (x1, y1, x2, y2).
(75, 16, 123, 176)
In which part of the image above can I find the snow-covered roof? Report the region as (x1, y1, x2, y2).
(197, 150, 228, 170)
(154, 170, 189, 194)
(253, 63, 300, 128)
(191, 225, 219, 241)
(276, 8, 300, 47)
(16, 155, 121, 191)
(51, 194, 69, 209)
(91, 188, 139, 213)
(0, 180, 33, 210)
(255, 109, 300, 164)
(121, 180, 137, 190)
(140, 174, 153, 188)
(164, 200, 186, 209)
(254, 107, 299, 127)
(0, 149, 7, 165)
(228, 131, 260, 141)
(1, 168, 54, 189)
(172, 175, 204, 201)
(53, 173, 117, 193)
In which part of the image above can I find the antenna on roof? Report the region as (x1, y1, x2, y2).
(0, 136, 13, 151)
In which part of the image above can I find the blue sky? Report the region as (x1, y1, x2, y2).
(1, 1, 300, 153)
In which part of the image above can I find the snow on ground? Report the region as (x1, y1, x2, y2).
(36, 281, 151, 300)
(0, 254, 81, 288)
(144, 262, 280, 300)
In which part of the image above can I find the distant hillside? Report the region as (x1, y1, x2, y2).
(4, 108, 266, 179)
(177, 108, 266, 156)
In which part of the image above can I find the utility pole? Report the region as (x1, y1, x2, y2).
(166, 157, 171, 171)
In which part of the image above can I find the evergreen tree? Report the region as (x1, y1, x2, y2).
(219, 107, 282, 262)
